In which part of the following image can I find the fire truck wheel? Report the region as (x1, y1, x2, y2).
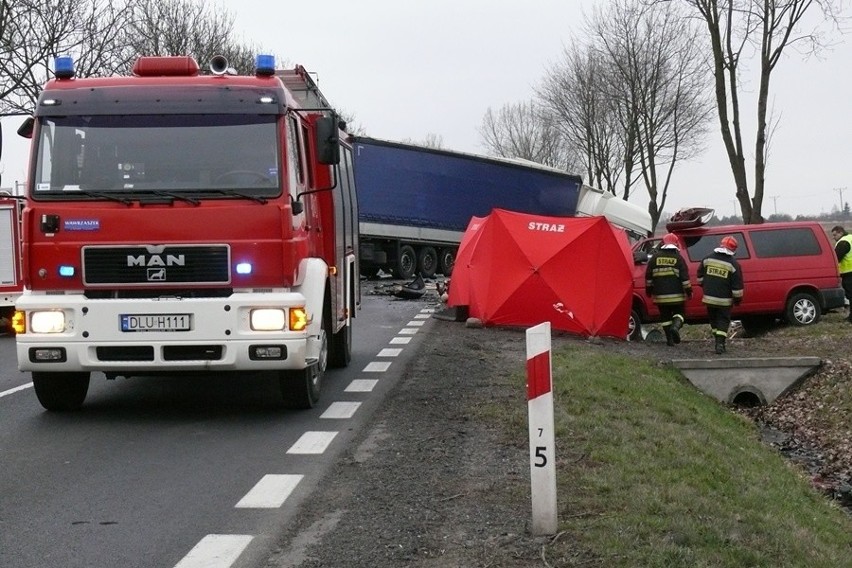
(31, 372, 90, 411)
(280, 317, 328, 409)
(329, 321, 352, 368)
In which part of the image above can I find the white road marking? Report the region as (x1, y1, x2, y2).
(389, 337, 412, 345)
(0, 383, 33, 399)
(413, 313, 430, 319)
(235, 474, 303, 509)
(173, 534, 253, 568)
(377, 348, 402, 357)
(421, 308, 436, 313)
(406, 320, 426, 327)
(345, 379, 378, 392)
(286, 431, 338, 454)
(320, 401, 361, 419)
(399, 328, 418, 335)
(363, 361, 391, 372)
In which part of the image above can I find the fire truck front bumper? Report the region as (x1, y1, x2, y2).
(14, 292, 314, 374)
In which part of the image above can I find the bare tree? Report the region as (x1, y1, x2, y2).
(675, 0, 843, 223)
(538, 43, 628, 195)
(405, 133, 445, 149)
(538, 0, 712, 231)
(478, 100, 582, 171)
(590, 0, 712, 229)
(123, 0, 261, 74)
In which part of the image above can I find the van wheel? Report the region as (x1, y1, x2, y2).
(627, 309, 642, 341)
(785, 292, 821, 326)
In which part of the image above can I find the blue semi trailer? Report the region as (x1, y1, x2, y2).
(351, 136, 650, 279)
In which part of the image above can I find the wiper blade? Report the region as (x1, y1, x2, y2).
(76, 190, 133, 205)
(205, 189, 268, 204)
(149, 191, 201, 205)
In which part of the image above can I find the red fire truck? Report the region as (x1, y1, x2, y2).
(10, 54, 359, 411)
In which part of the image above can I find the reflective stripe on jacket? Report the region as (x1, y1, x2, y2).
(697, 251, 743, 307)
(645, 248, 691, 304)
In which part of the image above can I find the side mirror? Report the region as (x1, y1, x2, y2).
(315, 115, 340, 165)
(633, 250, 649, 264)
(17, 116, 34, 139)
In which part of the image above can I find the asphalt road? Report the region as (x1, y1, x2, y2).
(0, 294, 433, 568)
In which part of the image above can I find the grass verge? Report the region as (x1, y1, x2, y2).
(492, 343, 852, 567)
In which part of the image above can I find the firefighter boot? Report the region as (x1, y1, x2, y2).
(714, 335, 726, 355)
(664, 326, 675, 346)
(670, 316, 683, 344)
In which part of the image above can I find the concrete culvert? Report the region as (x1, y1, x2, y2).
(730, 387, 766, 408)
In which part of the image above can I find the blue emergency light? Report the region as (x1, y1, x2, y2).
(255, 54, 275, 77)
(236, 262, 253, 275)
(58, 265, 75, 277)
(54, 56, 75, 79)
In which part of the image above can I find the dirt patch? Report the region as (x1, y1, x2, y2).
(270, 282, 851, 567)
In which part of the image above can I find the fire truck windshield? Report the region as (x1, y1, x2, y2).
(32, 114, 281, 199)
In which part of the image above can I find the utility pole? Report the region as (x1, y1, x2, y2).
(769, 195, 778, 215)
(834, 187, 847, 213)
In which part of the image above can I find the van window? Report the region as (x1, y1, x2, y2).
(684, 232, 748, 262)
(750, 227, 821, 258)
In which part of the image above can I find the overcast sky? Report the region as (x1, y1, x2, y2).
(3, 0, 850, 219)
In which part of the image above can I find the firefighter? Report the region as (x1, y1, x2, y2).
(645, 233, 692, 346)
(697, 235, 744, 354)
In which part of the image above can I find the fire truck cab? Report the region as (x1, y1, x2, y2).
(11, 54, 359, 411)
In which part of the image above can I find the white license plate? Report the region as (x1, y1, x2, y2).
(120, 314, 192, 332)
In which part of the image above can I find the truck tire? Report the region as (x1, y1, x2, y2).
(329, 284, 353, 369)
(280, 311, 328, 409)
(393, 245, 417, 280)
(417, 247, 438, 278)
(32, 372, 90, 411)
(785, 292, 821, 326)
(438, 248, 456, 276)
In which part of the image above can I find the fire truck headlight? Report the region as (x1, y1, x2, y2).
(289, 307, 308, 332)
(250, 308, 286, 331)
(30, 311, 67, 333)
(12, 311, 26, 334)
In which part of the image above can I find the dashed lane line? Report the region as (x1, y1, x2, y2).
(235, 474, 303, 509)
(389, 336, 412, 345)
(286, 431, 338, 454)
(363, 361, 391, 372)
(398, 327, 418, 335)
(320, 401, 361, 419)
(377, 348, 402, 357)
(406, 320, 426, 327)
(173, 534, 253, 568)
(345, 379, 378, 392)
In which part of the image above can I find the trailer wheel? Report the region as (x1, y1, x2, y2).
(393, 245, 417, 280)
(280, 312, 328, 409)
(32, 372, 90, 411)
(438, 248, 456, 276)
(417, 247, 438, 278)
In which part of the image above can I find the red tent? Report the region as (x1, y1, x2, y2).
(448, 209, 634, 338)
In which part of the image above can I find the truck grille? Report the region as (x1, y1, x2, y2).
(83, 245, 230, 286)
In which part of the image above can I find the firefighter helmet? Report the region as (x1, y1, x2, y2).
(720, 235, 738, 252)
(661, 233, 679, 249)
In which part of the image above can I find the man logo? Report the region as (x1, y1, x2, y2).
(147, 268, 166, 281)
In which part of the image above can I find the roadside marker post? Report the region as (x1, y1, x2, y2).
(525, 322, 557, 536)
